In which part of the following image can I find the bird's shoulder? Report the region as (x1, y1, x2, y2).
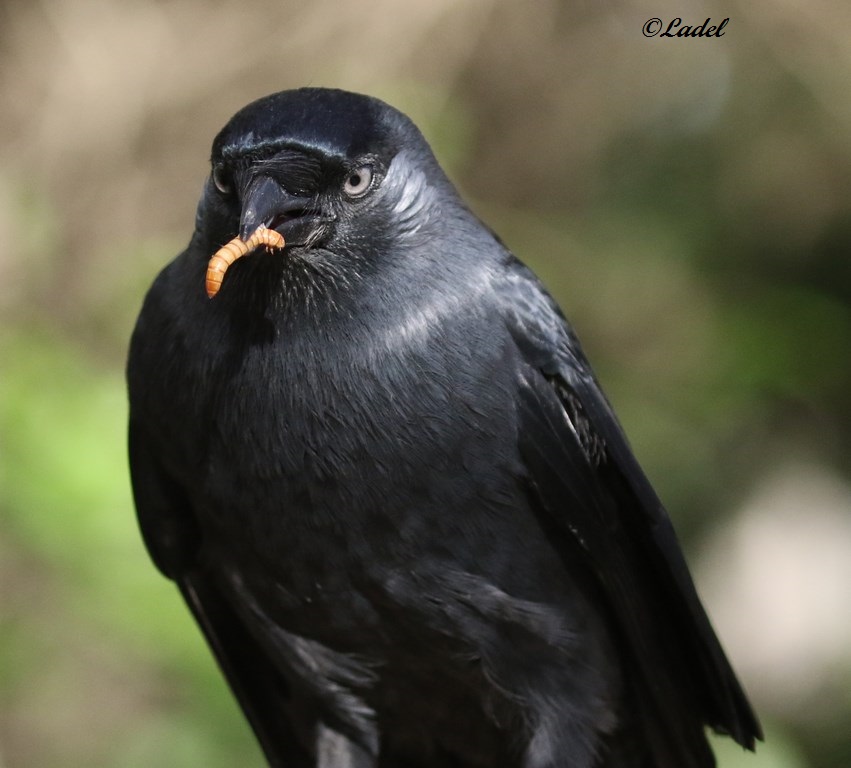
(488, 254, 612, 466)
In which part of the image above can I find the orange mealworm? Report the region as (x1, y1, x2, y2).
(205, 226, 286, 298)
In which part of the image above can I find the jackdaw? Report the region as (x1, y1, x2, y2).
(127, 87, 761, 768)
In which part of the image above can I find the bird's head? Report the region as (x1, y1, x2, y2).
(194, 88, 460, 302)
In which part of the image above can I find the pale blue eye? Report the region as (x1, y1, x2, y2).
(343, 165, 373, 197)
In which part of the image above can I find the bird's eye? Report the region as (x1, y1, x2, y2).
(212, 164, 232, 195)
(342, 165, 374, 198)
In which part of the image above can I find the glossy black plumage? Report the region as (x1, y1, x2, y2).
(127, 87, 761, 767)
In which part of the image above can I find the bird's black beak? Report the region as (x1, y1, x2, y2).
(239, 175, 323, 246)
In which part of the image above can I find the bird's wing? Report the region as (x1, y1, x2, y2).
(128, 418, 315, 768)
(495, 257, 761, 764)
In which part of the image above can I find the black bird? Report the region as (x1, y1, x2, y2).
(127, 87, 761, 768)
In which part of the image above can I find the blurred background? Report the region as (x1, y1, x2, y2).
(2, 0, 850, 766)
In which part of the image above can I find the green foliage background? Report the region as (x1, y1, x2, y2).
(2, 1, 850, 766)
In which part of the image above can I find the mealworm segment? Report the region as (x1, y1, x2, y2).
(205, 226, 286, 298)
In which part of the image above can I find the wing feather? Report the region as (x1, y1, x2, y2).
(496, 258, 761, 763)
(128, 420, 315, 768)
